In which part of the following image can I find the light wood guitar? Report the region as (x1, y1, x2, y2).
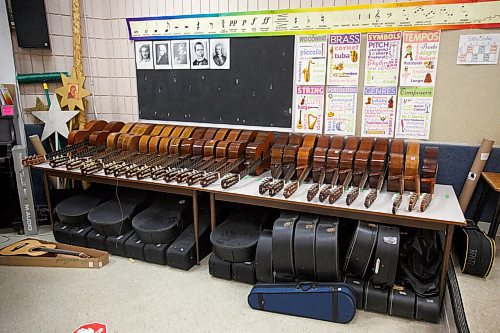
(0, 240, 91, 258)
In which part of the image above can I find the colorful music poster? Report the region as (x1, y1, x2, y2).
(395, 87, 434, 140)
(400, 31, 441, 87)
(364, 32, 402, 87)
(457, 33, 500, 65)
(361, 86, 397, 138)
(324, 86, 357, 136)
(294, 85, 325, 134)
(294, 35, 328, 85)
(326, 33, 361, 86)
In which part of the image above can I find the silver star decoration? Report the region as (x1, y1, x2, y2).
(32, 94, 79, 141)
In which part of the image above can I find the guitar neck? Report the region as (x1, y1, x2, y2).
(36, 247, 90, 258)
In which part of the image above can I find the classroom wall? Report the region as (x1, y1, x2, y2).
(8, 0, 500, 145)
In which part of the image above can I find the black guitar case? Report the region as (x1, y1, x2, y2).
(132, 195, 192, 244)
(415, 295, 441, 323)
(106, 230, 135, 256)
(69, 226, 93, 248)
(125, 233, 146, 261)
(144, 242, 174, 265)
(88, 189, 149, 236)
(454, 220, 495, 278)
(210, 206, 268, 262)
(255, 230, 274, 283)
(272, 211, 299, 280)
(85, 229, 108, 251)
(344, 221, 378, 278)
(372, 225, 400, 287)
(55, 190, 110, 227)
(315, 216, 341, 282)
(209, 253, 232, 280)
(232, 261, 257, 284)
(388, 285, 416, 320)
(364, 279, 389, 314)
(294, 214, 319, 281)
(53, 223, 75, 244)
(343, 275, 366, 310)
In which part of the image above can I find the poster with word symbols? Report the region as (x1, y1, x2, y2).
(361, 86, 398, 137)
(324, 86, 358, 136)
(294, 85, 325, 134)
(295, 35, 328, 85)
(364, 32, 402, 87)
(400, 31, 441, 87)
(395, 87, 434, 139)
(327, 33, 361, 86)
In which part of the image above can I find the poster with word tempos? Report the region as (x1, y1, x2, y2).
(325, 86, 358, 135)
(327, 33, 361, 86)
(395, 87, 434, 140)
(361, 86, 397, 137)
(457, 33, 500, 65)
(294, 86, 325, 134)
(400, 31, 441, 87)
(365, 32, 402, 87)
(295, 35, 328, 85)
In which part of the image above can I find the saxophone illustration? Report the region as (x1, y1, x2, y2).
(303, 60, 315, 82)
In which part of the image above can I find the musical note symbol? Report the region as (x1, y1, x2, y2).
(387, 13, 392, 19)
(197, 21, 200, 30)
(165, 22, 170, 32)
(307, 16, 310, 24)
(321, 14, 325, 23)
(230, 19, 237, 27)
(375, 10, 380, 22)
(263, 17, 270, 25)
(222, 19, 225, 28)
(242, 19, 247, 26)
(210, 22, 214, 29)
(251, 17, 257, 25)
(294, 17, 298, 24)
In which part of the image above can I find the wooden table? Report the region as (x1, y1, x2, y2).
(33, 164, 466, 300)
(473, 172, 500, 238)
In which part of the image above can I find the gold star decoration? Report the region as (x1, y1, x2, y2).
(25, 97, 49, 112)
(55, 69, 91, 111)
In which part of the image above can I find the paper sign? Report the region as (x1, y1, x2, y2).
(324, 86, 357, 135)
(327, 33, 361, 86)
(364, 32, 402, 87)
(295, 35, 328, 85)
(457, 34, 500, 65)
(294, 85, 325, 134)
(400, 31, 441, 87)
(1, 105, 14, 116)
(361, 86, 397, 137)
(395, 87, 434, 139)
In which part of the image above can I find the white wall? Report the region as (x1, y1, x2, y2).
(0, 0, 16, 83)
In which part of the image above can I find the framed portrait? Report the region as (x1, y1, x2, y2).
(210, 39, 230, 69)
(135, 41, 153, 70)
(171, 40, 190, 69)
(190, 39, 209, 70)
(67, 83, 79, 100)
(153, 41, 172, 69)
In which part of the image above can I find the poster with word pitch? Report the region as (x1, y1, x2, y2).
(400, 31, 441, 87)
(327, 33, 361, 86)
(294, 85, 325, 134)
(364, 32, 402, 87)
(295, 35, 328, 85)
(395, 87, 434, 139)
(361, 86, 397, 137)
(324, 86, 358, 136)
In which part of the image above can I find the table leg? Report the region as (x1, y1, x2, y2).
(439, 224, 455, 300)
(210, 193, 216, 232)
(487, 196, 500, 238)
(192, 189, 200, 264)
(473, 182, 488, 222)
(43, 170, 54, 227)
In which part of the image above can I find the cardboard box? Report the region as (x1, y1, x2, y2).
(0, 238, 109, 269)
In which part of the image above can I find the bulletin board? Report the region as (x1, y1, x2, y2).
(137, 36, 294, 129)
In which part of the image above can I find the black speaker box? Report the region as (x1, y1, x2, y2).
(11, 0, 50, 48)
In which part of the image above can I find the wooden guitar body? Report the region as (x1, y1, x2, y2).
(157, 126, 187, 154)
(296, 134, 317, 179)
(352, 137, 374, 186)
(325, 136, 345, 183)
(146, 125, 175, 153)
(312, 135, 330, 182)
(138, 124, 166, 153)
(387, 139, 404, 193)
(404, 142, 420, 192)
(338, 136, 360, 184)
(106, 122, 137, 148)
(270, 132, 290, 178)
(88, 121, 125, 146)
(368, 138, 389, 188)
(245, 132, 275, 175)
(119, 123, 155, 151)
(214, 130, 243, 159)
(421, 146, 438, 194)
(67, 120, 108, 145)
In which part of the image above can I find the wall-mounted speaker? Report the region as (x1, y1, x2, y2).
(11, 0, 50, 48)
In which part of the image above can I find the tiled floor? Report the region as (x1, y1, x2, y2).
(0, 226, 497, 332)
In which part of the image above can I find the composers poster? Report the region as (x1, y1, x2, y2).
(294, 85, 325, 134)
(364, 32, 402, 87)
(395, 87, 434, 139)
(326, 33, 361, 86)
(295, 35, 328, 85)
(361, 86, 397, 137)
(324, 86, 357, 135)
(135, 41, 154, 70)
(400, 31, 441, 86)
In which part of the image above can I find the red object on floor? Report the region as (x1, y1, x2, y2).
(73, 322, 107, 333)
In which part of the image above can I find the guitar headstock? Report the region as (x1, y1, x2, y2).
(318, 185, 332, 203)
(420, 193, 432, 212)
(346, 187, 360, 206)
(283, 181, 298, 199)
(328, 186, 343, 204)
(259, 177, 273, 194)
(306, 184, 320, 202)
(220, 173, 239, 189)
(364, 189, 378, 208)
(392, 194, 403, 214)
(200, 172, 219, 187)
(268, 179, 284, 197)
(408, 193, 419, 212)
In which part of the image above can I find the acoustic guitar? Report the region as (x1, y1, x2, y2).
(405, 142, 420, 212)
(0, 239, 91, 258)
(420, 146, 439, 212)
(364, 138, 389, 208)
(318, 136, 345, 202)
(387, 139, 405, 214)
(345, 137, 374, 205)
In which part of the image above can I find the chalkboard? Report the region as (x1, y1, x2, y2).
(137, 36, 294, 128)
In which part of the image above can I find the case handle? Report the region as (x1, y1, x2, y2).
(296, 282, 316, 291)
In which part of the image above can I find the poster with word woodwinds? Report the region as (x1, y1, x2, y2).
(295, 35, 328, 85)
(364, 32, 402, 87)
(395, 87, 434, 139)
(361, 86, 397, 137)
(327, 33, 361, 86)
(294, 85, 325, 134)
(400, 31, 441, 87)
(324, 86, 357, 136)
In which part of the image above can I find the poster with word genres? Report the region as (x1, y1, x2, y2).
(400, 31, 441, 87)
(361, 86, 397, 137)
(324, 86, 357, 136)
(294, 35, 328, 85)
(395, 87, 434, 139)
(364, 32, 402, 87)
(326, 33, 361, 86)
(294, 85, 325, 134)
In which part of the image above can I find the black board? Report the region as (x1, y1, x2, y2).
(137, 36, 294, 128)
